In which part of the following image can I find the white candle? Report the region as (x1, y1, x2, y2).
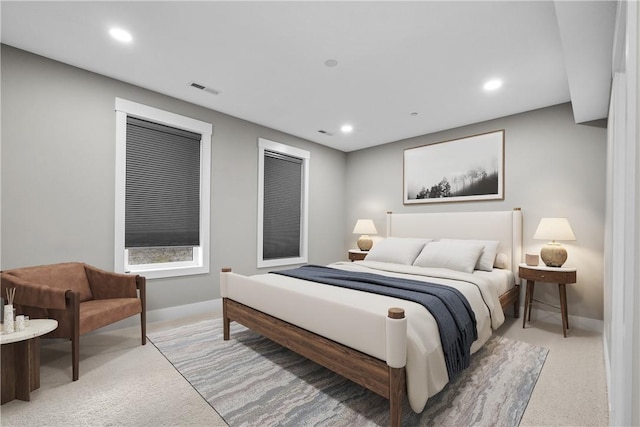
(15, 315, 25, 331)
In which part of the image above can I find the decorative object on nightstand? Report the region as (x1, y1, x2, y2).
(352, 219, 377, 251)
(519, 264, 577, 337)
(533, 218, 576, 267)
(525, 254, 539, 266)
(348, 249, 368, 262)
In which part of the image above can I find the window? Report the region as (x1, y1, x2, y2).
(115, 98, 212, 279)
(257, 138, 309, 268)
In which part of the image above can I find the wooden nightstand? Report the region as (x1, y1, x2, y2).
(519, 263, 577, 337)
(348, 249, 368, 262)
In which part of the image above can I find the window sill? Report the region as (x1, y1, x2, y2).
(257, 256, 307, 269)
(125, 265, 209, 280)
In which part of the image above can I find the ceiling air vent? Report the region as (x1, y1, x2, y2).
(189, 81, 220, 95)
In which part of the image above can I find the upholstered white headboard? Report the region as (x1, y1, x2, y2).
(386, 209, 523, 276)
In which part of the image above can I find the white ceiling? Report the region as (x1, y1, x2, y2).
(0, 1, 617, 152)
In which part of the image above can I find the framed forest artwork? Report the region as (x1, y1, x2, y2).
(404, 130, 504, 204)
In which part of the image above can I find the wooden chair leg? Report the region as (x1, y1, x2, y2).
(141, 312, 147, 345)
(72, 335, 79, 381)
(69, 291, 80, 381)
(139, 277, 147, 345)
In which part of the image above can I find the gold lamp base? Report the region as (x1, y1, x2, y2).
(357, 235, 373, 251)
(540, 242, 567, 267)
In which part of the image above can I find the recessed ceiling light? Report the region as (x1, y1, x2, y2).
(324, 59, 338, 67)
(483, 79, 502, 91)
(109, 27, 132, 43)
(340, 124, 353, 133)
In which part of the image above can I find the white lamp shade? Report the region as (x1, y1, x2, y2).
(533, 218, 576, 241)
(352, 219, 377, 235)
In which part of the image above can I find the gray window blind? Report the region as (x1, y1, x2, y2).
(263, 151, 303, 260)
(125, 116, 201, 248)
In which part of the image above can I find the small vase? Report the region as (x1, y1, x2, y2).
(4, 304, 15, 334)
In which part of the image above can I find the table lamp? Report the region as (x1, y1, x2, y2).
(353, 219, 377, 251)
(533, 218, 576, 267)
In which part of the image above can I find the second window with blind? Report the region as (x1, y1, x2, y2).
(257, 138, 310, 268)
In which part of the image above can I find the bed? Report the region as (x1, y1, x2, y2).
(220, 209, 522, 427)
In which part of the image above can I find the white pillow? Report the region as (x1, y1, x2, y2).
(412, 241, 485, 274)
(494, 253, 509, 269)
(365, 238, 431, 265)
(440, 239, 500, 272)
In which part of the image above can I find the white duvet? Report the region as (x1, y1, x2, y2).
(222, 261, 509, 413)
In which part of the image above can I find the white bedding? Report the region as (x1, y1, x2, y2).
(222, 261, 512, 413)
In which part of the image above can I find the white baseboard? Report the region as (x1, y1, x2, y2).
(91, 298, 222, 334)
(147, 298, 223, 323)
(522, 304, 604, 333)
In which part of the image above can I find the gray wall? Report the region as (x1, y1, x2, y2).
(1, 45, 607, 322)
(345, 103, 607, 321)
(1, 45, 347, 311)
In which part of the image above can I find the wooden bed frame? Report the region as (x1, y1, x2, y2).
(221, 209, 522, 427)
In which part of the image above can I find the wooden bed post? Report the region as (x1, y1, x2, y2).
(221, 268, 232, 340)
(387, 307, 406, 427)
(513, 207, 523, 319)
(389, 366, 406, 427)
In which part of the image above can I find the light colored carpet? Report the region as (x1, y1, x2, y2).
(497, 315, 610, 427)
(0, 313, 609, 427)
(0, 326, 221, 427)
(147, 319, 549, 427)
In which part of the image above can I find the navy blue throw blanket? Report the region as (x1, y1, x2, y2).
(272, 265, 477, 379)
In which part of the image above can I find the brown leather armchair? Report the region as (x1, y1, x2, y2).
(1, 262, 146, 381)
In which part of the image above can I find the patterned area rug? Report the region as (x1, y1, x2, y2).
(148, 319, 548, 427)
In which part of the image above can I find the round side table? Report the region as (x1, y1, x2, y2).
(1, 318, 58, 404)
(519, 264, 577, 337)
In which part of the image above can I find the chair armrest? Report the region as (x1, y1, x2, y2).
(136, 276, 146, 297)
(137, 276, 146, 306)
(1, 273, 69, 310)
(84, 264, 140, 300)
